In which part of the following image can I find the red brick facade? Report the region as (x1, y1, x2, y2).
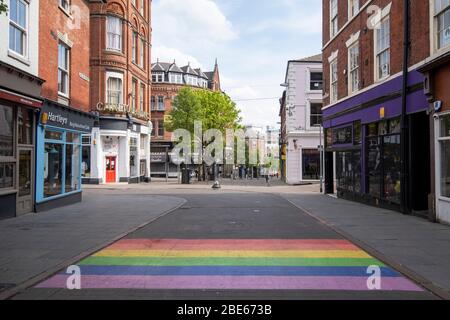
(89, 0, 151, 124)
(39, 0, 91, 112)
(322, 0, 430, 107)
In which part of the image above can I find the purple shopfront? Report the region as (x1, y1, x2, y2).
(323, 70, 431, 215)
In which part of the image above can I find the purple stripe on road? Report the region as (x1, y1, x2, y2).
(36, 275, 423, 292)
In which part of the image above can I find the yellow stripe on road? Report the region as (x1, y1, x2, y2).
(94, 250, 372, 259)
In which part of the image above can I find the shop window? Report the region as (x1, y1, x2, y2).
(353, 121, 361, 145)
(130, 137, 138, 177)
(336, 150, 361, 194)
(18, 107, 33, 145)
(82, 135, 91, 178)
(140, 159, 146, 176)
(45, 130, 63, 140)
(383, 135, 401, 204)
(367, 137, 382, 198)
(302, 149, 320, 180)
(44, 143, 63, 198)
(66, 132, 80, 144)
(440, 115, 450, 198)
(0, 105, 14, 157)
(0, 163, 14, 189)
(366, 122, 401, 204)
(65, 143, 80, 192)
(18, 150, 32, 196)
(332, 125, 352, 145)
(325, 128, 332, 148)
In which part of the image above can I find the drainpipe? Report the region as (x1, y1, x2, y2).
(400, 0, 410, 214)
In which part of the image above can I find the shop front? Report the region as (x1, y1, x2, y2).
(324, 71, 431, 214)
(0, 63, 44, 219)
(35, 101, 95, 212)
(87, 117, 151, 184)
(418, 52, 450, 224)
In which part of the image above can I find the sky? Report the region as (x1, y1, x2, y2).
(152, 0, 323, 127)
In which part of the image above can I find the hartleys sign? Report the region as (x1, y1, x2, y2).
(40, 102, 94, 133)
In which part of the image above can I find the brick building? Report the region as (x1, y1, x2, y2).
(86, 0, 152, 184)
(150, 60, 221, 177)
(417, 1, 450, 224)
(35, 0, 95, 211)
(322, 0, 432, 216)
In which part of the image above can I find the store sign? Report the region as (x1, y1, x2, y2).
(41, 102, 94, 133)
(151, 153, 167, 163)
(0, 89, 42, 108)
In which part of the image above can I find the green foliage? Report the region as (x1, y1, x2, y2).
(166, 87, 242, 144)
(0, 0, 8, 15)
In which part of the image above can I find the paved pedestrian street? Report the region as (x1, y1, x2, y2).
(12, 192, 437, 300)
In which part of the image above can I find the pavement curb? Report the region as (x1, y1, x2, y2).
(0, 198, 187, 300)
(281, 194, 450, 300)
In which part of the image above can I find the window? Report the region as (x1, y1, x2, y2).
(310, 103, 323, 127)
(330, 0, 338, 37)
(375, 17, 390, 80)
(106, 16, 122, 52)
(151, 120, 156, 136)
(310, 72, 323, 91)
(60, 0, 70, 11)
(131, 78, 137, 111)
(44, 140, 63, 198)
(139, 83, 145, 112)
(185, 75, 198, 86)
(65, 136, 80, 193)
(58, 43, 70, 96)
(439, 115, 450, 198)
(18, 107, 33, 145)
(157, 96, 165, 111)
(435, 0, 450, 49)
(132, 31, 137, 63)
(158, 121, 165, 137)
(330, 59, 338, 103)
(9, 0, 28, 57)
(348, 0, 359, 19)
(140, 38, 145, 68)
(82, 135, 91, 178)
(336, 150, 361, 194)
(131, 0, 136, 7)
(169, 73, 182, 84)
(348, 42, 360, 93)
(106, 76, 123, 104)
(140, 0, 145, 16)
(152, 72, 164, 83)
(151, 96, 156, 110)
(0, 105, 15, 190)
(302, 149, 320, 180)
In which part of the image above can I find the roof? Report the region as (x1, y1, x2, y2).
(195, 68, 208, 79)
(204, 71, 214, 81)
(295, 54, 322, 63)
(181, 65, 199, 76)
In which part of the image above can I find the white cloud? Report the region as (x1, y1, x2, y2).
(153, 0, 237, 50)
(152, 46, 203, 68)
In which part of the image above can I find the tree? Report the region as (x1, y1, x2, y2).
(0, 1, 8, 15)
(165, 87, 241, 180)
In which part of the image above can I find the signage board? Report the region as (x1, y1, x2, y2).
(41, 101, 95, 133)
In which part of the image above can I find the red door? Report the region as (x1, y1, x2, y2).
(106, 156, 116, 183)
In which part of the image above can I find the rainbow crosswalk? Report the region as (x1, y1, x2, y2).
(36, 239, 423, 291)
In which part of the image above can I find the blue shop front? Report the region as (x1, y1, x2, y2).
(35, 100, 95, 212)
(323, 71, 431, 216)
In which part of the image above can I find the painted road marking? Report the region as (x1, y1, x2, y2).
(36, 239, 423, 292)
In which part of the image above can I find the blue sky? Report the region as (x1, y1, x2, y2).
(152, 0, 323, 127)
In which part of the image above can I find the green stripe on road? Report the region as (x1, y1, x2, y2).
(78, 257, 385, 267)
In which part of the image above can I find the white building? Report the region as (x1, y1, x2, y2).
(282, 54, 323, 184)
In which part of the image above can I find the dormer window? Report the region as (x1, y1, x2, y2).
(152, 72, 164, 83)
(169, 73, 183, 84)
(185, 75, 197, 86)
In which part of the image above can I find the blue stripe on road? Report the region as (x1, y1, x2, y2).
(68, 266, 401, 277)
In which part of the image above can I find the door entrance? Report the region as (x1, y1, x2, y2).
(17, 148, 34, 215)
(105, 156, 117, 183)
